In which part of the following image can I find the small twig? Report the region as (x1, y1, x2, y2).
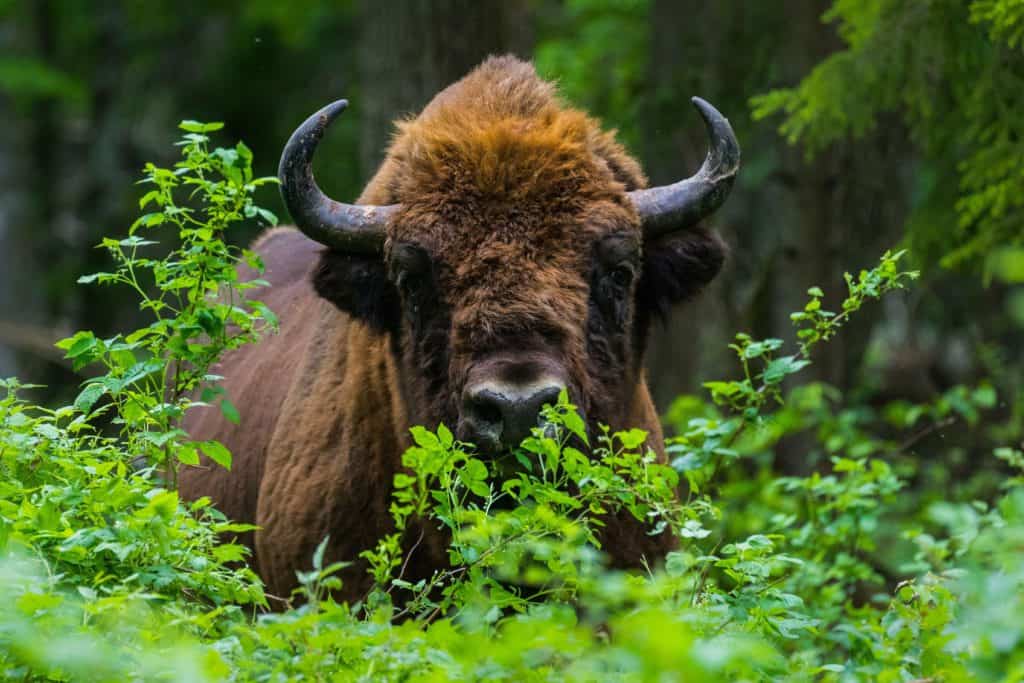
(263, 592, 292, 609)
(386, 527, 426, 596)
(898, 416, 958, 454)
(690, 538, 723, 608)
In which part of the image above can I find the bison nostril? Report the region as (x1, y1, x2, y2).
(468, 393, 504, 431)
(531, 386, 562, 412)
(462, 382, 566, 452)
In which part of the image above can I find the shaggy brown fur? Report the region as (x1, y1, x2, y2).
(180, 56, 726, 603)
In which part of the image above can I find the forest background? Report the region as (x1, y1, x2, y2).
(2, 0, 1021, 432)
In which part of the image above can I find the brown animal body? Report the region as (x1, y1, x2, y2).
(180, 56, 739, 603)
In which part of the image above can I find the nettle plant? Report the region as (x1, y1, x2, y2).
(55, 121, 279, 487)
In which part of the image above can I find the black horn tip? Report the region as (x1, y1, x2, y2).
(690, 96, 741, 174)
(278, 99, 349, 180)
(316, 99, 350, 130)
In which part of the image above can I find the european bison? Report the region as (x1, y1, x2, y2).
(180, 56, 739, 603)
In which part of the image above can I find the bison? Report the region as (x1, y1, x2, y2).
(180, 55, 739, 603)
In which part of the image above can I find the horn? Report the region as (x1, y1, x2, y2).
(278, 99, 396, 254)
(629, 97, 740, 240)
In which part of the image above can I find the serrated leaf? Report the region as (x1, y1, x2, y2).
(200, 440, 232, 470)
(762, 355, 812, 384)
(312, 536, 329, 571)
(437, 422, 453, 448)
(256, 207, 278, 226)
(74, 383, 107, 414)
(616, 428, 647, 450)
(410, 425, 440, 449)
(62, 332, 97, 359)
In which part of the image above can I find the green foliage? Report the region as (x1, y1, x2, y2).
(2, 129, 1023, 681)
(54, 122, 279, 487)
(0, 122, 277, 680)
(751, 0, 1024, 275)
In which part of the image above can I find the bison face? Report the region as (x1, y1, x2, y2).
(311, 197, 726, 456)
(381, 203, 653, 454)
(282, 57, 738, 457)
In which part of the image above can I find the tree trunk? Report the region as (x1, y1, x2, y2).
(357, 0, 534, 176)
(0, 0, 57, 381)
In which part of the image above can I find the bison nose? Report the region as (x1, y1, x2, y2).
(462, 382, 564, 451)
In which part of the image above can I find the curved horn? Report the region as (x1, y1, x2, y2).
(629, 97, 740, 240)
(278, 99, 396, 254)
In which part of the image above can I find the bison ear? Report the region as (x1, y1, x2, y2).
(311, 250, 400, 332)
(637, 228, 727, 320)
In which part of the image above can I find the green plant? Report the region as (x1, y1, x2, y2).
(1, 121, 275, 680)
(56, 121, 278, 487)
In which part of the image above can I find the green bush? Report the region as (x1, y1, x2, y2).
(1, 125, 1022, 682)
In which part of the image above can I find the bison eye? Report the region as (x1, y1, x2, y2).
(396, 270, 417, 294)
(395, 268, 433, 324)
(397, 271, 422, 301)
(610, 266, 634, 288)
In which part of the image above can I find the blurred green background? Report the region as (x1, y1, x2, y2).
(1, 0, 1021, 454)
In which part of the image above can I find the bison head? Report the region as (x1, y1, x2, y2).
(279, 57, 738, 456)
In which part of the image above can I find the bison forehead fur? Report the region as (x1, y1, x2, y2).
(180, 55, 729, 605)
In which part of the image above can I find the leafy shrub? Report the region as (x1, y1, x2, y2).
(1, 125, 1022, 682)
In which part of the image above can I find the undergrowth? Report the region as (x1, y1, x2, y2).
(1, 125, 1021, 682)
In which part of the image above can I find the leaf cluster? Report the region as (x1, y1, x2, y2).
(751, 0, 1024, 275)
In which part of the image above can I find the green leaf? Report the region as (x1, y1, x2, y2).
(179, 120, 224, 133)
(463, 458, 487, 482)
(177, 444, 200, 466)
(561, 407, 589, 445)
(74, 383, 107, 414)
(255, 208, 278, 226)
(200, 440, 232, 470)
(138, 189, 162, 209)
(762, 355, 812, 385)
(704, 381, 740, 397)
(616, 428, 647, 451)
(60, 331, 97, 359)
(212, 543, 247, 564)
(972, 383, 997, 408)
(34, 423, 62, 441)
(410, 426, 440, 450)
(312, 536, 329, 571)
(220, 398, 240, 425)
(437, 423, 454, 448)
(235, 140, 253, 167)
